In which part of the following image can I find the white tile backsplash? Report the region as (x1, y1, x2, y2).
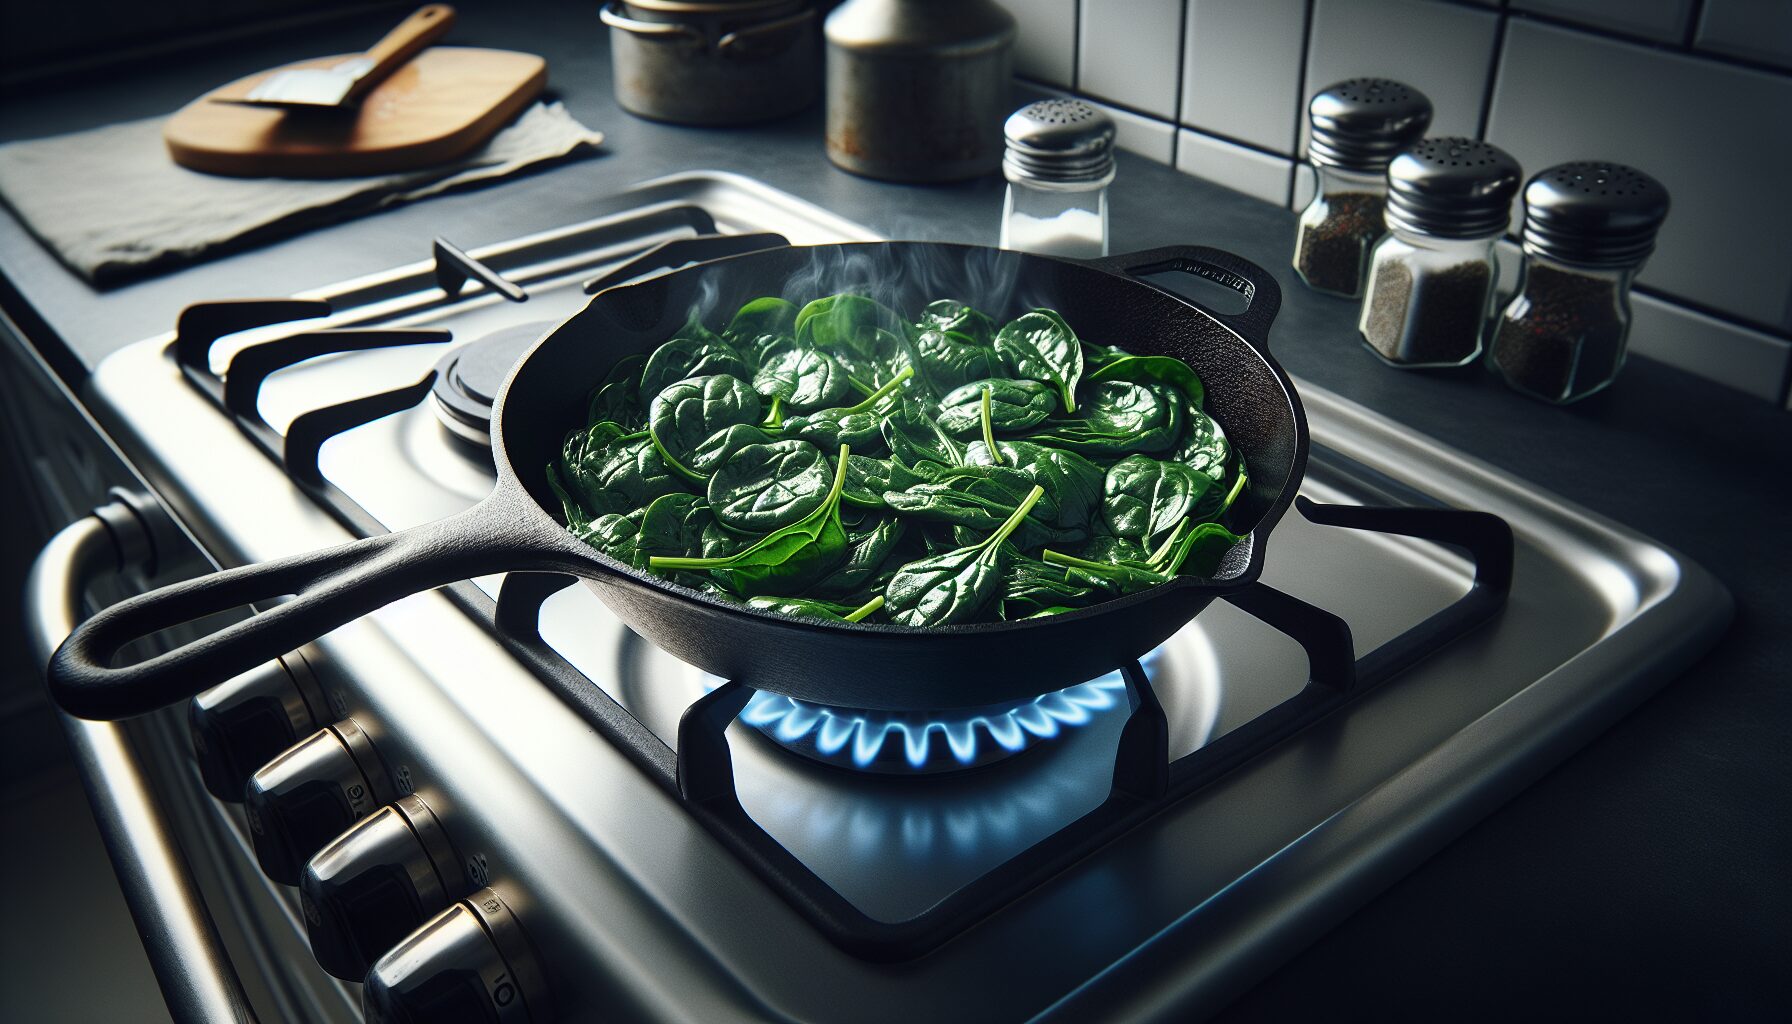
(1180, 0, 1308, 154)
(1486, 20, 1792, 334)
(1078, 0, 1184, 120)
(1510, 0, 1694, 43)
(1695, 0, 1792, 71)
(1005, 0, 1079, 88)
(1008, 0, 1792, 404)
(1175, 129, 1294, 205)
(1299, 0, 1499, 155)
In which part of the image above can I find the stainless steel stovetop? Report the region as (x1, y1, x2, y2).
(83, 172, 1730, 1022)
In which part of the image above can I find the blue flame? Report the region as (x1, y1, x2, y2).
(720, 647, 1165, 773)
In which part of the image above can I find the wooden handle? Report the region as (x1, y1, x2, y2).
(345, 4, 457, 103)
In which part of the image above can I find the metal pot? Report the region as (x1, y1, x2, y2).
(824, 0, 1015, 181)
(601, 0, 821, 125)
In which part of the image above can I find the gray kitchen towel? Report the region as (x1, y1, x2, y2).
(0, 102, 604, 285)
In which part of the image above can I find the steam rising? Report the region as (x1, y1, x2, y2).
(679, 242, 1058, 328)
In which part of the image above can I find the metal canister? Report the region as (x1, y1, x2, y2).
(601, 0, 821, 126)
(823, 0, 1015, 182)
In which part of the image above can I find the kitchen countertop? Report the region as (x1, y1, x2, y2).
(2, 3, 1787, 1019)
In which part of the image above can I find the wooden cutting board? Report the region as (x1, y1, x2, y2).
(165, 47, 546, 177)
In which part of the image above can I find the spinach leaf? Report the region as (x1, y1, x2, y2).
(753, 347, 852, 411)
(575, 511, 646, 567)
(1026, 382, 1182, 456)
(1173, 407, 1231, 482)
(724, 297, 798, 348)
(746, 595, 859, 621)
(919, 299, 996, 345)
(995, 309, 1085, 413)
(936, 379, 1058, 438)
(701, 520, 756, 560)
(689, 423, 776, 477)
(881, 403, 965, 469)
(648, 374, 762, 480)
(884, 486, 1044, 627)
(1001, 554, 1098, 619)
(587, 354, 647, 431)
(636, 493, 715, 561)
(1081, 341, 1130, 371)
(556, 429, 682, 519)
(1075, 533, 1149, 565)
(807, 515, 910, 599)
(842, 456, 930, 509)
(1088, 354, 1205, 410)
(966, 439, 1106, 533)
(884, 464, 1080, 550)
(905, 329, 998, 396)
(637, 320, 750, 405)
(1103, 454, 1214, 547)
(651, 444, 853, 596)
(707, 439, 831, 533)
(779, 366, 911, 455)
(795, 294, 906, 373)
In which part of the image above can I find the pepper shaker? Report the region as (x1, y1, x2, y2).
(1293, 79, 1432, 298)
(1359, 137, 1521, 368)
(999, 99, 1116, 258)
(1488, 162, 1670, 404)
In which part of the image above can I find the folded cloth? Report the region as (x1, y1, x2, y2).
(0, 101, 604, 285)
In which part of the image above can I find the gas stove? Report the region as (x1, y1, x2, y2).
(75, 172, 1729, 1022)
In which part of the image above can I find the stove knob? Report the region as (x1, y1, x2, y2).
(189, 656, 320, 802)
(301, 794, 462, 980)
(244, 718, 391, 885)
(364, 889, 551, 1024)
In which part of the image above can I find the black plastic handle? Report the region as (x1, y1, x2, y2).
(47, 496, 577, 721)
(1081, 245, 1281, 351)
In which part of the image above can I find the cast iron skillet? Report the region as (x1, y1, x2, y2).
(49, 242, 1307, 720)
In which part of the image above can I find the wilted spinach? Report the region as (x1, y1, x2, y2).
(552, 292, 1249, 627)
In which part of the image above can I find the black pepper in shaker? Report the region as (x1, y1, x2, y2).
(1488, 162, 1670, 404)
(1293, 79, 1433, 298)
(1358, 137, 1522, 368)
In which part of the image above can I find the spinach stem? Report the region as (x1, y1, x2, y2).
(841, 366, 914, 415)
(981, 484, 1044, 558)
(648, 443, 853, 573)
(1147, 520, 1190, 566)
(843, 595, 884, 622)
(980, 385, 1003, 465)
(762, 396, 783, 429)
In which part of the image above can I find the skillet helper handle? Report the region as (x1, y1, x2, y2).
(1082, 245, 1281, 352)
(343, 4, 457, 105)
(48, 496, 541, 721)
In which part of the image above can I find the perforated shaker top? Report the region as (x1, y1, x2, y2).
(1003, 99, 1116, 186)
(1385, 137, 1523, 239)
(1307, 78, 1433, 173)
(1520, 162, 1670, 267)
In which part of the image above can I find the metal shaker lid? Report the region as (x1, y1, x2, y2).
(1307, 78, 1432, 172)
(1385, 137, 1522, 239)
(1520, 161, 1670, 267)
(1003, 99, 1116, 186)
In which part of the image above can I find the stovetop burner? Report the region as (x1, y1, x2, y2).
(430, 321, 557, 446)
(723, 649, 1163, 775)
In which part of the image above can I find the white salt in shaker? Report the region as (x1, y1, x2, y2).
(1000, 99, 1115, 258)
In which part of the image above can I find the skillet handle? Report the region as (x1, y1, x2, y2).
(47, 496, 563, 721)
(1080, 245, 1281, 351)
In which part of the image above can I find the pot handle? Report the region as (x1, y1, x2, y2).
(47, 495, 571, 721)
(599, 2, 704, 46)
(1081, 245, 1281, 352)
(718, 8, 817, 55)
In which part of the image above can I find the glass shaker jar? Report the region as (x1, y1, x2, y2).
(1488, 162, 1670, 403)
(1293, 78, 1432, 297)
(1359, 137, 1521, 368)
(999, 98, 1116, 259)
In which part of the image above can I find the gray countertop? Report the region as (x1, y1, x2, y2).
(3, 3, 1787, 1018)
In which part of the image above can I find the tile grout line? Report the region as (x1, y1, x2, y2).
(1288, 0, 1317, 209)
(1172, 0, 1190, 169)
(1475, 9, 1509, 142)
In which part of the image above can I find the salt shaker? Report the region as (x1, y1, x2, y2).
(1293, 78, 1432, 297)
(1488, 162, 1670, 404)
(999, 99, 1116, 259)
(1359, 137, 1521, 368)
